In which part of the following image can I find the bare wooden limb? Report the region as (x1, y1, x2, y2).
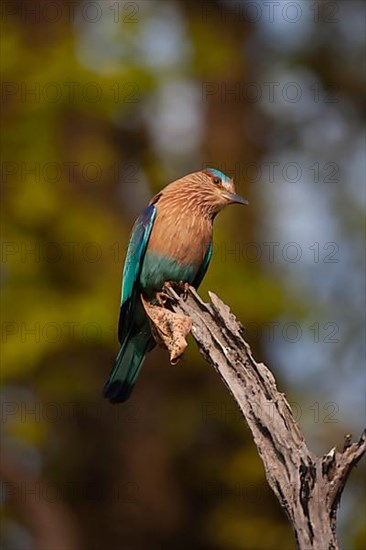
(161, 286, 366, 550)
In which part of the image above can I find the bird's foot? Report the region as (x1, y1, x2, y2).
(177, 281, 190, 301)
(159, 281, 190, 303)
(164, 281, 189, 301)
(156, 290, 170, 307)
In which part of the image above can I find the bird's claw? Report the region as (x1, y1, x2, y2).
(158, 281, 190, 304)
(156, 290, 170, 307)
(182, 282, 189, 301)
(176, 281, 189, 301)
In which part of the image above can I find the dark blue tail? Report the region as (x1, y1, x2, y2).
(103, 331, 153, 403)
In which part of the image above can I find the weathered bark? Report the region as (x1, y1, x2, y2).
(162, 286, 366, 550)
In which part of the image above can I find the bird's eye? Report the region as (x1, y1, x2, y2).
(213, 177, 221, 185)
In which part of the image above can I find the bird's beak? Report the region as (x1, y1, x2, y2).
(223, 191, 249, 206)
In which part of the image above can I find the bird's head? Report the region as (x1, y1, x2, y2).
(158, 168, 248, 220)
(195, 168, 248, 216)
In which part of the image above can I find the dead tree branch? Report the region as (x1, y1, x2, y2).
(162, 286, 366, 550)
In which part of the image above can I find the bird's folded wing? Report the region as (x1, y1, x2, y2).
(118, 204, 157, 343)
(193, 240, 213, 289)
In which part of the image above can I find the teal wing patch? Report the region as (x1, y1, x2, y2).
(118, 205, 156, 343)
(193, 240, 213, 289)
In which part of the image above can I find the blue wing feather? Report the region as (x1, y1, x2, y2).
(118, 204, 156, 343)
(193, 241, 213, 289)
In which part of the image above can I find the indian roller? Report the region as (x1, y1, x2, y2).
(103, 168, 248, 403)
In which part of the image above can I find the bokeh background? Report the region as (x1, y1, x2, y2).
(1, 1, 365, 549)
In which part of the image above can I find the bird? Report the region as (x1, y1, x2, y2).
(103, 168, 248, 403)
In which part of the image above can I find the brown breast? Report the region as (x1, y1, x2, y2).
(148, 194, 212, 269)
